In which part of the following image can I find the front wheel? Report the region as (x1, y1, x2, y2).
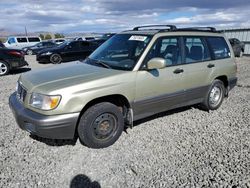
(201, 80, 225, 111)
(78, 102, 124, 148)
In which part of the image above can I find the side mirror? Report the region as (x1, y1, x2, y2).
(65, 45, 72, 50)
(147, 58, 167, 70)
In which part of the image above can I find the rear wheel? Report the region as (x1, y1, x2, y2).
(0, 61, 10, 76)
(50, 54, 62, 64)
(201, 80, 225, 111)
(78, 102, 124, 148)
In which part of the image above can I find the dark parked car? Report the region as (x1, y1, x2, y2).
(36, 40, 104, 64)
(0, 41, 5, 48)
(0, 48, 28, 76)
(22, 41, 57, 55)
(229, 38, 245, 57)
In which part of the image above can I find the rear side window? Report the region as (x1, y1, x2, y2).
(206, 37, 230, 59)
(17, 38, 28, 43)
(184, 37, 211, 63)
(28, 37, 40, 42)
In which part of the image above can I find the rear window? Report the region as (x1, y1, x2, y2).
(28, 37, 40, 42)
(206, 37, 230, 59)
(17, 38, 28, 43)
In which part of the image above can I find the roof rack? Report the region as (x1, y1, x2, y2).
(177, 27, 217, 32)
(133, 25, 177, 31)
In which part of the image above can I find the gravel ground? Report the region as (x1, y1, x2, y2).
(0, 56, 249, 188)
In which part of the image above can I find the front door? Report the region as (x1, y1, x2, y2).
(134, 36, 186, 120)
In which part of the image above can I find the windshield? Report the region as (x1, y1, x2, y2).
(88, 34, 152, 71)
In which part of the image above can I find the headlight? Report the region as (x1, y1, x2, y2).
(41, 51, 52, 56)
(29, 93, 61, 110)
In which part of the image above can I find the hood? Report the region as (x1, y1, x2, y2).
(19, 62, 123, 93)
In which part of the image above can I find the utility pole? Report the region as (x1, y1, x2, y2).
(25, 26, 28, 36)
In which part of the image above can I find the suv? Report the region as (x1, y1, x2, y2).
(4, 36, 41, 49)
(229, 38, 245, 57)
(9, 25, 237, 148)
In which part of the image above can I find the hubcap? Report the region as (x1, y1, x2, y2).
(52, 55, 60, 63)
(92, 113, 117, 140)
(27, 50, 32, 55)
(209, 86, 222, 107)
(0, 62, 7, 75)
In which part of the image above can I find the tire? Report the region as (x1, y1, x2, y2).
(0, 61, 10, 76)
(27, 49, 33, 55)
(50, 54, 62, 64)
(200, 80, 225, 111)
(78, 102, 124, 148)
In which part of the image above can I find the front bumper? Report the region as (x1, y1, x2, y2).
(9, 92, 79, 139)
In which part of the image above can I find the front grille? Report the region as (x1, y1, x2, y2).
(16, 82, 27, 102)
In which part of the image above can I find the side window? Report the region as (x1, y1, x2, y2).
(206, 37, 230, 59)
(144, 37, 181, 67)
(8, 38, 16, 44)
(17, 38, 28, 43)
(184, 37, 211, 63)
(28, 37, 40, 42)
(68, 42, 80, 50)
(80, 41, 90, 50)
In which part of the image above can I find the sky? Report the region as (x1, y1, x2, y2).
(0, 0, 250, 34)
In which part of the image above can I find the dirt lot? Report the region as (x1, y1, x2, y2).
(0, 56, 249, 188)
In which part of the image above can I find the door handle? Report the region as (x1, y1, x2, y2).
(207, 64, 215, 68)
(173, 68, 184, 74)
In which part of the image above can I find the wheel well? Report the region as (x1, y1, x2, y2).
(74, 94, 131, 138)
(79, 94, 131, 118)
(215, 75, 228, 88)
(215, 75, 229, 96)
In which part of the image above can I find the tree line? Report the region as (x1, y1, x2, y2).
(39, 33, 65, 40)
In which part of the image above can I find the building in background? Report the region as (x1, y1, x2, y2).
(222, 28, 250, 55)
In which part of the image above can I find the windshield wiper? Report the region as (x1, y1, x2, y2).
(84, 58, 112, 69)
(95, 60, 112, 69)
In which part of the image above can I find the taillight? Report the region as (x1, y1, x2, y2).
(8, 51, 24, 57)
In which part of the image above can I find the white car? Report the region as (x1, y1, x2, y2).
(4, 36, 41, 49)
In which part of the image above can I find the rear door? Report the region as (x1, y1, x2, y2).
(134, 36, 187, 120)
(16, 37, 28, 48)
(79, 41, 93, 60)
(181, 36, 213, 102)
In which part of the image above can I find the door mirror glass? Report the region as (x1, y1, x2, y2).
(147, 58, 167, 70)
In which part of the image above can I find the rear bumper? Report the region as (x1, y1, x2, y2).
(9, 92, 79, 139)
(229, 77, 237, 90)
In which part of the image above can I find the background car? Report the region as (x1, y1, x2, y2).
(0, 41, 5, 48)
(36, 40, 104, 64)
(0, 48, 28, 76)
(22, 41, 57, 55)
(4, 36, 41, 49)
(229, 38, 245, 57)
(52, 38, 66, 45)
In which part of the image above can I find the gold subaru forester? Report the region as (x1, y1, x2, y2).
(9, 25, 237, 148)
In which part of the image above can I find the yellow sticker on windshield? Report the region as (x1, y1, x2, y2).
(129, 35, 147, 41)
